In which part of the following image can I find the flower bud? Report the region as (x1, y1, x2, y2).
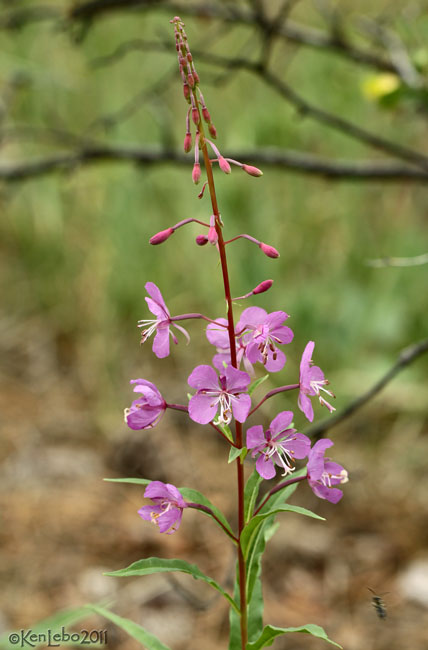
(188, 74, 195, 88)
(202, 107, 211, 123)
(183, 83, 190, 102)
(259, 242, 280, 258)
(208, 226, 218, 245)
(191, 108, 199, 125)
(253, 279, 273, 295)
(150, 228, 175, 245)
(193, 70, 200, 84)
(208, 123, 217, 139)
(187, 53, 193, 62)
(196, 234, 208, 246)
(218, 157, 231, 174)
(192, 162, 201, 184)
(243, 164, 263, 177)
(183, 132, 192, 153)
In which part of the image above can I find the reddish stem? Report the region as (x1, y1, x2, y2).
(187, 503, 238, 543)
(248, 383, 300, 416)
(253, 474, 307, 516)
(196, 100, 247, 649)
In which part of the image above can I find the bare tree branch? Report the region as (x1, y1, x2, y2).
(2, 144, 428, 183)
(305, 338, 428, 439)
(0, 1, 401, 78)
(91, 39, 428, 172)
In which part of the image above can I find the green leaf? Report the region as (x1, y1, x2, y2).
(214, 420, 234, 443)
(87, 605, 171, 650)
(259, 468, 307, 514)
(228, 563, 241, 650)
(246, 519, 278, 605)
(248, 374, 269, 396)
(178, 487, 234, 537)
(241, 505, 324, 559)
(246, 623, 343, 649)
(228, 447, 247, 464)
(0, 606, 93, 650)
(106, 558, 239, 613)
(104, 477, 151, 486)
(244, 469, 263, 524)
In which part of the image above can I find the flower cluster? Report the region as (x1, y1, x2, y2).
(123, 16, 347, 538)
(125, 282, 347, 532)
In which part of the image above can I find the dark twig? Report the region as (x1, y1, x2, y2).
(0, 2, 400, 78)
(305, 338, 428, 439)
(2, 145, 428, 183)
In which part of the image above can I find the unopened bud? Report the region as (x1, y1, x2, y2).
(196, 234, 208, 246)
(259, 242, 280, 258)
(243, 164, 263, 177)
(188, 74, 195, 88)
(208, 226, 218, 245)
(202, 107, 211, 123)
(192, 108, 199, 125)
(218, 157, 231, 174)
(253, 279, 273, 295)
(183, 84, 190, 101)
(150, 228, 175, 245)
(183, 132, 192, 153)
(192, 162, 201, 184)
(187, 53, 193, 62)
(208, 123, 217, 139)
(193, 70, 200, 84)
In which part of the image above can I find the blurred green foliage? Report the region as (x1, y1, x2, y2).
(0, 1, 427, 430)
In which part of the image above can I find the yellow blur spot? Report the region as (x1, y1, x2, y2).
(362, 74, 400, 100)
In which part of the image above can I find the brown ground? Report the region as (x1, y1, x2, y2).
(1, 316, 428, 650)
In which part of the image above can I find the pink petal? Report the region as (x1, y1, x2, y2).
(265, 348, 286, 372)
(246, 425, 266, 449)
(231, 393, 251, 423)
(145, 282, 169, 312)
(145, 297, 169, 321)
(298, 391, 314, 422)
(206, 319, 229, 347)
(188, 392, 219, 424)
(188, 365, 219, 391)
(269, 411, 294, 435)
(238, 306, 267, 329)
(152, 326, 170, 358)
(256, 454, 276, 480)
(224, 365, 251, 393)
(272, 325, 294, 344)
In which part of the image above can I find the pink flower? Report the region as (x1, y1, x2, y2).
(307, 439, 348, 503)
(239, 307, 293, 372)
(138, 481, 188, 534)
(124, 379, 166, 430)
(247, 411, 311, 480)
(298, 341, 335, 422)
(138, 282, 189, 358)
(188, 364, 251, 425)
(206, 319, 253, 374)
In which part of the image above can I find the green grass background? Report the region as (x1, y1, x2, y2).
(1, 0, 427, 430)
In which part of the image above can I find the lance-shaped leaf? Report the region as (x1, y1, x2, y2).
(0, 606, 94, 650)
(106, 558, 239, 613)
(241, 505, 324, 559)
(87, 605, 171, 650)
(244, 468, 263, 524)
(248, 374, 269, 396)
(246, 623, 342, 649)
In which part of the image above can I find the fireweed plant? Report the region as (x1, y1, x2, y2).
(110, 17, 348, 650)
